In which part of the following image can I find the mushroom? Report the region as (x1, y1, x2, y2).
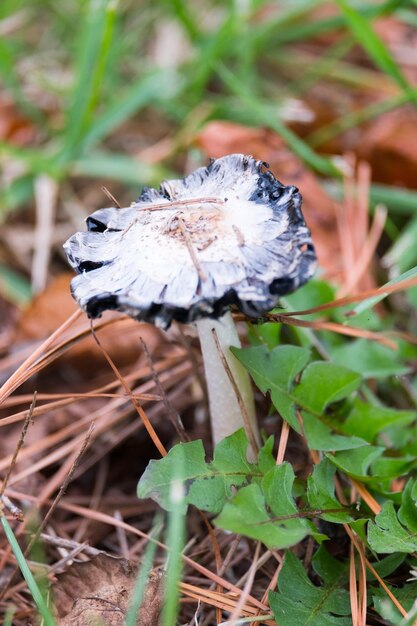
(64, 154, 316, 453)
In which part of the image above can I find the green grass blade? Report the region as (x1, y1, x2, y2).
(0, 515, 56, 626)
(350, 266, 417, 316)
(308, 88, 417, 148)
(125, 516, 162, 626)
(218, 65, 341, 178)
(186, 11, 237, 100)
(162, 479, 186, 626)
(165, 0, 201, 42)
(59, 0, 118, 165)
(0, 263, 32, 306)
(383, 215, 417, 274)
(253, 0, 403, 48)
(326, 181, 417, 215)
(81, 71, 175, 151)
(0, 39, 46, 127)
(335, 0, 415, 99)
(71, 152, 170, 185)
(0, 175, 34, 216)
(3, 607, 16, 626)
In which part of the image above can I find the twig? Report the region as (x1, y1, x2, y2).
(177, 214, 207, 282)
(90, 321, 167, 457)
(101, 186, 121, 208)
(140, 337, 189, 441)
(0, 309, 82, 405)
(136, 197, 224, 212)
(0, 393, 36, 496)
(276, 420, 290, 465)
(0, 424, 94, 600)
(227, 543, 262, 626)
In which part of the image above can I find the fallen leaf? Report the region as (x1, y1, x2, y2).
(0, 94, 37, 145)
(14, 273, 164, 373)
(359, 108, 417, 189)
(53, 553, 164, 626)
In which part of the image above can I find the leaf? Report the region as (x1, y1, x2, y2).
(137, 430, 273, 514)
(331, 340, 409, 379)
(293, 362, 362, 414)
(343, 399, 416, 443)
(233, 344, 310, 431)
(302, 412, 368, 452)
(373, 581, 417, 626)
(285, 279, 337, 320)
(312, 546, 349, 585)
(307, 459, 354, 523)
(215, 486, 306, 549)
(215, 463, 320, 549)
(371, 455, 416, 480)
(368, 501, 417, 553)
(1, 515, 55, 626)
(398, 477, 417, 532)
(366, 552, 406, 581)
(326, 445, 384, 479)
(269, 552, 352, 626)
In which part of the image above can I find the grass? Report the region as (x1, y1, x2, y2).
(2, 1, 417, 625)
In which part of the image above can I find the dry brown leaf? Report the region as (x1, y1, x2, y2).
(359, 108, 417, 189)
(53, 553, 164, 626)
(0, 95, 37, 145)
(196, 121, 342, 282)
(14, 274, 164, 373)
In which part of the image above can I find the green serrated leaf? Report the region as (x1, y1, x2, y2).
(307, 458, 354, 523)
(367, 553, 406, 581)
(285, 279, 337, 320)
(137, 439, 210, 512)
(368, 501, 417, 553)
(326, 445, 384, 479)
(269, 552, 352, 626)
(331, 339, 409, 379)
(371, 455, 416, 480)
(293, 362, 361, 414)
(373, 581, 417, 626)
(343, 399, 416, 443)
(312, 545, 349, 584)
(302, 412, 368, 452)
(215, 463, 313, 549)
(232, 344, 311, 431)
(137, 430, 272, 514)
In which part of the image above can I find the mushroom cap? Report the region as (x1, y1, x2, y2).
(64, 154, 317, 328)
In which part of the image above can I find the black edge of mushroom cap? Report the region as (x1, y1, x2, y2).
(63, 154, 317, 328)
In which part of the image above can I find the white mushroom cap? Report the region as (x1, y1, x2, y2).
(64, 154, 316, 328)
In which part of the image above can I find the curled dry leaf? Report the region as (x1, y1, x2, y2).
(196, 122, 342, 282)
(53, 553, 164, 626)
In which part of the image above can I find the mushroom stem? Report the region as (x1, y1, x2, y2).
(196, 311, 260, 454)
